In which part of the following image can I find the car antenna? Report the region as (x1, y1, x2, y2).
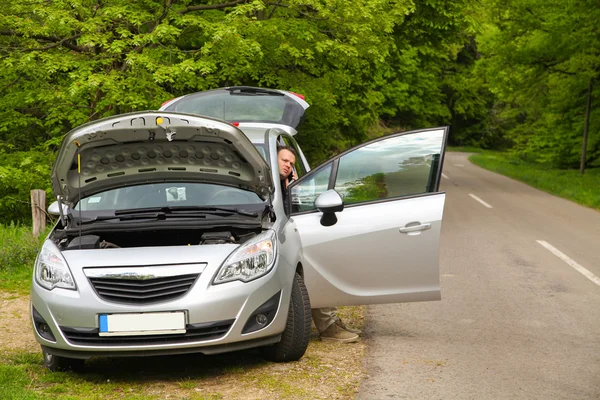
(74, 140, 82, 249)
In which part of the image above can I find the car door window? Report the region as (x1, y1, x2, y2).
(290, 164, 332, 213)
(334, 130, 443, 205)
(289, 128, 445, 213)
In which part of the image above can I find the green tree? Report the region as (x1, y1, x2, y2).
(0, 0, 478, 223)
(378, 0, 493, 149)
(477, 0, 600, 170)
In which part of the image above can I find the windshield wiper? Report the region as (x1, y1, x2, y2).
(74, 206, 259, 226)
(76, 212, 167, 225)
(115, 206, 258, 218)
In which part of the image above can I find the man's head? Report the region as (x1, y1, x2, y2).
(277, 145, 297, 180)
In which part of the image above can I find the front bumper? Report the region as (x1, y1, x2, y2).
(30, 251, 295, 358)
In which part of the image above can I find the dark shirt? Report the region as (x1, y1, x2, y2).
(280, 178, 289, 204)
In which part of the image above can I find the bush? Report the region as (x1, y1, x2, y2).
(0, 223, 46, 292)
(0, 150, 54, 224)
(0, 224, 41, 271)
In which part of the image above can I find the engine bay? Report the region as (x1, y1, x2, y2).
(53, 228, 261, 250)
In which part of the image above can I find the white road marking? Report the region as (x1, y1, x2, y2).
(536, 240, 600, 287)
(469, 193, 493, 208)
(453, 164, 464, 167)
(442, 173, 449, 179)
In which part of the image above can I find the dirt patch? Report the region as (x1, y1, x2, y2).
(0, 291, 366, 399)
(0, 292, 38, 356)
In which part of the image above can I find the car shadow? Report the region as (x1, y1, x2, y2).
(79, 348, 270, 382)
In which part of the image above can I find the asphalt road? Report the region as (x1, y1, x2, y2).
(357, 152, 600, 400)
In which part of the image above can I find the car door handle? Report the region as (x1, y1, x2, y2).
(399, 223, 431, 233)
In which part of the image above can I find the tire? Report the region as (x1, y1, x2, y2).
(259, 272, 311, 362)
(42, 347, 85, 372)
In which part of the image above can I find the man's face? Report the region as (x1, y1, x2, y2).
(278, 149, 296, 180)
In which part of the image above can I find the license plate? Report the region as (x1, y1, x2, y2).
(98, 312, 186, 336)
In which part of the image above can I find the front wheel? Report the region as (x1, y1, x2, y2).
(42, 347, 85, 372)
(259, 272, 311, 362)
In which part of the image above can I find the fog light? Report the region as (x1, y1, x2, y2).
(39, 323, 51, 335)
(256, 314, 268, 326)
(32, 307, 56, 342)
(242, 291, 281, 334)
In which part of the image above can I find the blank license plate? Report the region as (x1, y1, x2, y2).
(98, 312, 186, 336)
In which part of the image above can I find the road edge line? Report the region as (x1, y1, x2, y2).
(469, 193, 493, 208)
(536, 240, 600, 287)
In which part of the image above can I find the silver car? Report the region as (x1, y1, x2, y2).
(31, 87, 448, 371)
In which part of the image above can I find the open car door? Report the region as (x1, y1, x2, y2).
(288, 127, 448, 308)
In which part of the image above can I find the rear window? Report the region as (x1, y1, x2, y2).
(164, 88, 306, 128)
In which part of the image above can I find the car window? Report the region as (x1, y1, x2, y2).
(334, 130, 443, 205)
(289, 164, 332, 213)
(76, 183, 264, 211)
(163, 88, 306, 128)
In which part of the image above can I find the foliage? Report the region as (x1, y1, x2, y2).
(0, 150, 54, 224)
(477, 0, 600, 168)
(4, 0, 471, 223)
(0, 0, 412, 157)
(0, 223, 46, 293)
(379, 0, 494, 147)
(5, 0, 596, 221)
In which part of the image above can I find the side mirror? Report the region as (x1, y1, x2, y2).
(48, 201, 69, 217)
(315, 190, 344, 226)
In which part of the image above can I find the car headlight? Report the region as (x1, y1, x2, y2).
(34, 241, 76, 291)
(214, 230, 277, 284)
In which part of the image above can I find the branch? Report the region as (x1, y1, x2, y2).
(153, 0, 173, 30)
(523, 58, 577, 76)
(548, 66, 577, 76)
(179, 0, 248, 14)
(266, 1, 286, 19)
(0, 76, 21, 92)
(0, 30, 86, 52)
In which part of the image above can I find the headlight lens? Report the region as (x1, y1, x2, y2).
(214, 230, 276, 284)
(35, 241, 76, 291)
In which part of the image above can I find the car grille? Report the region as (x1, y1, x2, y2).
(60, 320, 234, 346)
(88, 274, 200, 304)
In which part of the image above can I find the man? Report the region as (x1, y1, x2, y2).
(277, 146, 360, 343)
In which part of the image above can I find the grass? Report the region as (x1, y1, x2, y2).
(0, 301, 365, 400)
(0, 333, 364, 399)
(447, 147, 600, 210)
(0, 224, 47, 294)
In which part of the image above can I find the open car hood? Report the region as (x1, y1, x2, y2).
(52, 112, 273, 207)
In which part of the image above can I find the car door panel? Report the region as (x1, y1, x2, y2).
(293, 193, 444, 307)
(290, 127, 448, 307)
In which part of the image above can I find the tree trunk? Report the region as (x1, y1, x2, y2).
(580, 79, 593, 174)
(31, 189, 46, 238)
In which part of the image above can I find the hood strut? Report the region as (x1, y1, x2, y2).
(56, 195, 68, 227)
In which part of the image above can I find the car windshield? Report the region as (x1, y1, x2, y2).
(74, 183, 265, 212)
